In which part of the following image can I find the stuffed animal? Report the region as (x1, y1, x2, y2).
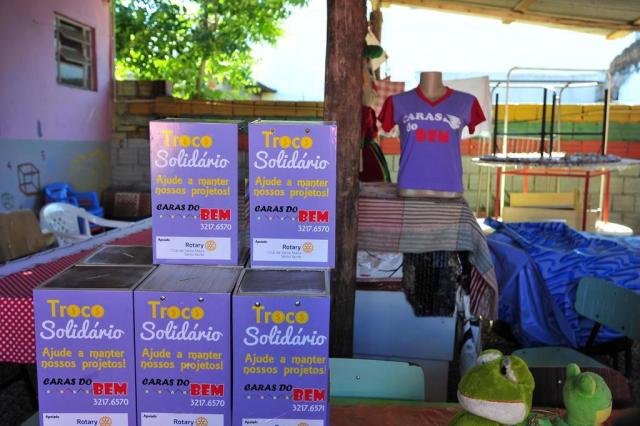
(534, 363, 612, 426)
(450, 349, 535, 425)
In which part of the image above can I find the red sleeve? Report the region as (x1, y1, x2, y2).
(468, 97, 486, 134)
(377, 96, 396, 132)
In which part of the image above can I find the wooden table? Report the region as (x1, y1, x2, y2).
(330, 398, 636, 426)
(22, 400, 636, 426)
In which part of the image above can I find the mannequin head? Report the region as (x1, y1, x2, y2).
(418, 71, 446, 100)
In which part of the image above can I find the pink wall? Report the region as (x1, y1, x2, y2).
(0, 0, 112, 141)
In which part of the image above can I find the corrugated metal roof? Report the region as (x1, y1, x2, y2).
(379, 0, 640, 38)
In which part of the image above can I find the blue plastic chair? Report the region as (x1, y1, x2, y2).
(514, 277, 640, 376)
(44, 182, 104, 217)
(329, 358, 425, 401)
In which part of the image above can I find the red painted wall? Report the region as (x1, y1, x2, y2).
(380, 138, 640, 159)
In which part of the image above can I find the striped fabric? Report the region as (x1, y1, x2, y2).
(357, 182, 498, 319)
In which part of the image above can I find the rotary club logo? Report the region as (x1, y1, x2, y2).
(205, 240, 217, 251)
(302, 242, 314, 253)
(196, 417, 208, 426)
(99, 416, 112, 426)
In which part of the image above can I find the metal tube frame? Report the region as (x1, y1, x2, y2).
(495, 66, 612, 218)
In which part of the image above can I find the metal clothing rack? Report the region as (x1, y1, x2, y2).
(476, 67, 614, 226)
(491, 78, 610, 157)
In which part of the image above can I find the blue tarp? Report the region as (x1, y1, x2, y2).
(486, 220, 640, 348)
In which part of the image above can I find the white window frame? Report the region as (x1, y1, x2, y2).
(54, 14, 96, 91)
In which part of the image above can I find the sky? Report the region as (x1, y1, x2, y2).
(252, 0, 637, 101)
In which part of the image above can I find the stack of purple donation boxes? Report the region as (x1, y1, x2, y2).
(230, 120, 335, 425)
(33, 119, 336, 426)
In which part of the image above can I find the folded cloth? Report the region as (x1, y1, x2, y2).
(357, 182, 498, 319)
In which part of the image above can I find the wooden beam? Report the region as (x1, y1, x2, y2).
(324, 0, 366, 357)
(605, 15, 640, 40)
(387, 0, 640, 34)
(512, 0, 537, 13)
(607, 30, 631, 40)
(503, 0, 537, 24)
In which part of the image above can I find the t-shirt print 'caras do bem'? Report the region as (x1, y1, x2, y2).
(378, 87, 485, 193)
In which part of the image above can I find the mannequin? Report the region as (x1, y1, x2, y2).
(399, 71, 461, 198)
(418, 71, 447, 102)
(378, 70, 485, 199)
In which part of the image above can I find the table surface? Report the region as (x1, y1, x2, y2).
(473, 156, 640, 170)
(0, 225, 153, 363)
(22, 400, 636, 426)
(330, 399, 636, 426)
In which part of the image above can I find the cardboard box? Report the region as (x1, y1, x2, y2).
(102, 190, 152, 220)
(0, 209, 46, 262)
(249, 121, 337, 268)
(34, 265, 155, 426)
(150, 119, 246, 265)
(80, 245, 153, 266)
(134, 265, 241, 426)
(505, 190, 598, 231)
(502, 207, 598, 231)
(233, 269, 330, 426)
(510, 191, 578, 209)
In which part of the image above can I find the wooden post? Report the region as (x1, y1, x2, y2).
(324, 0, 366, 357)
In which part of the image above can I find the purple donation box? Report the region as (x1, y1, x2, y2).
(151, 119, 244, 265)
(134, 265, 241, 426)
(232, 269, 330, 426)
(249, 121, 336, 268)
(34, 265, 154, 426)
(79, 245, 153, 266)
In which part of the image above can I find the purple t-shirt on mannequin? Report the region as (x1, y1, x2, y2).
(379, 87, 485, 193)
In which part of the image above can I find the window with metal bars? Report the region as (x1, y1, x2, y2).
(55, 14, 95, 90)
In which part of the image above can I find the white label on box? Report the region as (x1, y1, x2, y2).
(42, 413, 128, 425)
(141, 412, 223, 425)
(156, 236, 231, 260)
(252, 238, 328, 262)
(242, 419, 323, 426)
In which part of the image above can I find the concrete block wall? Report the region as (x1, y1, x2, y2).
(111, 137, 151, 190)
(384, 153, 640, 232)
(110, 81, 170, 191)
(110, 80, 322, 192)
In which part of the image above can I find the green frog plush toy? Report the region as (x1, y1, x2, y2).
(450, 349, 535, 425)
(535, 363, 612, 426)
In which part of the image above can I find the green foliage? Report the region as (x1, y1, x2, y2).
(115, 0, 307, 99)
